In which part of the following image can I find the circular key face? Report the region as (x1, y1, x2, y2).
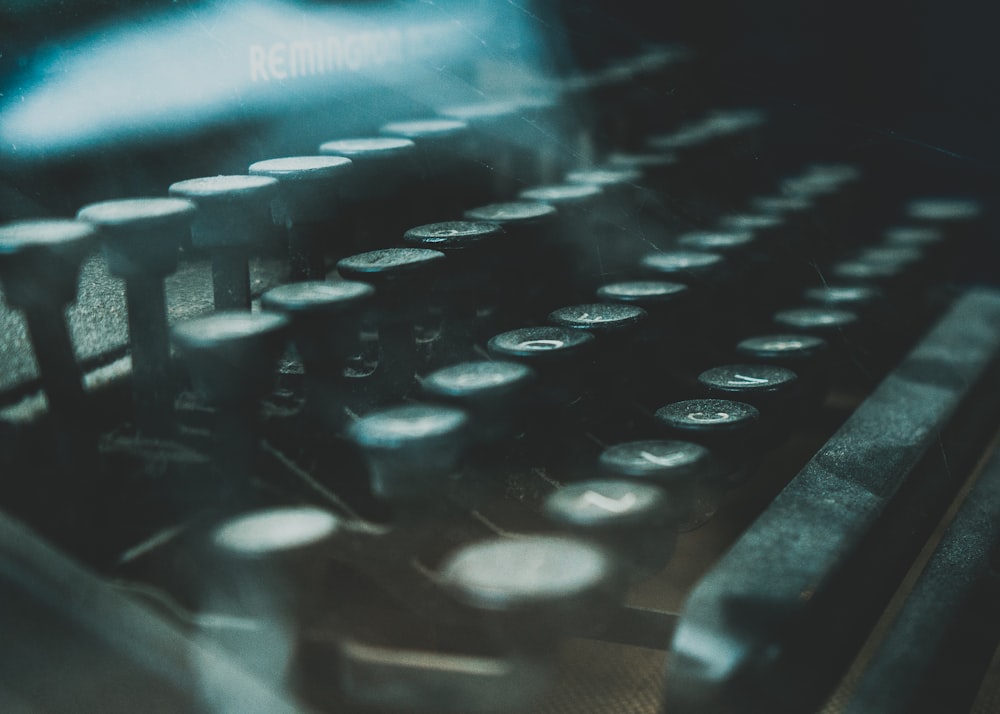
(748, 196, 812, 215)
(438, 100, 521, 124)
(423, 360, 535, 401)
(0, 219, 96, 258)
(773, 307, 858, 333)
(640, 250, 724, 281)
(565, 168, 642, 188)
(856, 246, 923, 265)
(518, 183, 603, 206)
(677, 230, 754, 253)
(548, 303, 647, 332)
(171, 310, 290, 353)
(249, 155, 353, 180)
(646, 125, 715, 151)
(655, 399, 759, 434)
(698, 364, 798, 396)
(403, 221, 504, 251)
(318, 137, 416, 160)
(883, 226, 944, 247)
(438, 535, 614, 612)
(606, 151, 678, 172)
(544, 480, 670, 529)
(803, 285, 881, 310)
(347, 403, 468, 449)
(261, 280, 374, 315)
(464, 201, 557, 227)
(337, 248, 445, 280)
(379, 118, 468, 140)
(717, 213, 784, 232)
(488, 326, 594, 363)
(168, 174, 279, 203)
(596, 280, 688, 307)
(77, 197, 196, 230)
(214, 506, 339, 557)
(905, 198, 981, 221)
(736, 334, 828, 362)
(599, 440, 711, 485)
(830, 259, 906, 282)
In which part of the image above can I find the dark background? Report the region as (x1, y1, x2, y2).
(550, 0, 1000, 284)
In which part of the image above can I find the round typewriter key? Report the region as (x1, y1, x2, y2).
(422, 360, 536, 443)
(78, 197, 196, 437)
(543, 479, 675, 577)
(261, 281, 375, 430)
(548, 302, 647, 334)
(565, 167, 643, 189)
(599, 439, 716, 529)
(884, 226, 945, 248)
(210, 506, 339, 624)
(905, 197, 982, 222)
(697, 364, 798, 405)
(403, 220, 504, 252)
(488, 326, 595, 407)
(337, 247, 445, 283)
(438, 535, 622, 642)
(773, 306, 858, 338)
(697, 364, 800, 441)
(0, 219, 98, 424)
(640, 250, 726, 286)
(403, 220, 506, 364)
(487, 325, 595, 363)
(318, 136, 416, 198)
(169, 174, 280, 310)
(248, 155, 353, 224)
(518, 182, 603, 207)
(339, 250, 444, 404)
(172, 311, 290, 497)
(318, 137, 418, 250)
(464, 201, 558, 232)
(655, 399, 761, 485)
(596, 280, 689, 307)
(347, 403, 470, 503)
(803, 285, 882, 313)
(171, 311, 291, 405)
(736, 333, 831, 413)
(249, 155, 354, 280)
(677, 230, 755, 255)
(463, 201, 560, 326)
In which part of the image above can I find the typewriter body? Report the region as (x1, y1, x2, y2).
(2, 2, 1000, 713)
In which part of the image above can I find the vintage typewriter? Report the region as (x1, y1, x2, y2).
(2, 1, 1000, 712)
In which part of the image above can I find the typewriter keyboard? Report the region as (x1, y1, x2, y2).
(1, 42, 1000, 714)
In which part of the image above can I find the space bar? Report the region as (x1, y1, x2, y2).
(663, 287, 1000, 713)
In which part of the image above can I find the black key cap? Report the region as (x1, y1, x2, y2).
(337, 247, 445, 404)
(542, 479, 676, 579)
(403, 220, 506, 365)
(697, 363, 800, 443)
(347, 403, 470, 510)
(168, 174, 280, 310)
(318, 137, 418, 252)
(437, 535, 624, 648)
(0, 219, 97, 424)
(260, 280, 374, 432)
(599, 439, 719, 529)
(421, 360, 536, 444)
(248, 155, 354, 281)
(170, 311, 290, 501)
(735, 334, 831, 412)
(77, 196, 196, 437)
(654, 398, 762, 487)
